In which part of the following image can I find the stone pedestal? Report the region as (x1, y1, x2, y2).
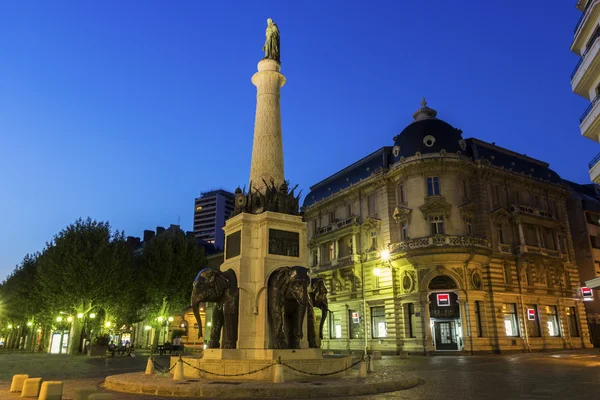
(249, 59, 286, 193)
(221, 211, 309, 350)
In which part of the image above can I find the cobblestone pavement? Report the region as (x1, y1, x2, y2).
(1, 350, 599, 399)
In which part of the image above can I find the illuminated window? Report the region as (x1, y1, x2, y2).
(329, 311, 342, 339)
(546, 306, 560, 337)
(503, 303, 519, 337)
(371, 307, 387, 338)
(348, 310, 364, 339)
(196, 206, 203, 211)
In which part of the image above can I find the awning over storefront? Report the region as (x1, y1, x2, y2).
(585, 277, 600, 289)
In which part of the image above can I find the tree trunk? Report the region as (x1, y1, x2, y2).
(67, 318, 84, 355)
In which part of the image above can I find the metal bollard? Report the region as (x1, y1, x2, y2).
(173, 356, 185, 381)
(145, 356, 155, 375)
(358, 361, 367, 378)
(273, 363, 285, 383)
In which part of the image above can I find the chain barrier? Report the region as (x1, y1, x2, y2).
(181, 359, 276, 377)
(175, 357, 362, 378)
(279, 358, 363, 376)
(151, 357, 178, 374)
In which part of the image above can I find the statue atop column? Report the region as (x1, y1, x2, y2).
(262, 18, 280, 63)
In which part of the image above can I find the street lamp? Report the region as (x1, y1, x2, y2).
(67, 316, 73, 323)
(26, 322, 33, 327)
(7, 324, 12, 329)
(380, 249, 390, 261)
(144, 325, 152, 331)
(77, 313, 84, 319)
(168, 317, 174, 322)
(157, 316, 164, 322)
(105, 321, 112, 328)
(56, 316, 63, 322)
(89, 313, 96, 319)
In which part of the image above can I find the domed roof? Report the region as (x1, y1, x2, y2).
(391, 99, 466, 162)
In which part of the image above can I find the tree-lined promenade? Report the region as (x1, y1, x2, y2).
(0, 218, 206, 355)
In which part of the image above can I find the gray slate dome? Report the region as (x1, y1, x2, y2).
(391, 99, 465, 163)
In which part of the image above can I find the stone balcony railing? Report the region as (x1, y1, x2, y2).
(312, 254, 359, 272)
(517, 245, 564, 259)
(316, 216, 360, 236)
(388, 234, 491, 253)
(510, 204, 556, 220)
(498, 244, 512, 254)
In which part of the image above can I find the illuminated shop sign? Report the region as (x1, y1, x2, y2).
(437, 293, 450, 307)
(527, 309, 535, 321)
(582, 287, 594, 301)
(352, 312, 360, 323)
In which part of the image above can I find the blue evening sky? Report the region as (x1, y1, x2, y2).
(0, 0, 593, 280)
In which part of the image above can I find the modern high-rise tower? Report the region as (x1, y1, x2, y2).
(193, 189, 234, 250)
(571, 0, 600, 183)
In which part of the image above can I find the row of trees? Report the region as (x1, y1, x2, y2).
(0, 218, 206, 354)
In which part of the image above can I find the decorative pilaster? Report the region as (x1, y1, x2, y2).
(249, 59, 286, 193)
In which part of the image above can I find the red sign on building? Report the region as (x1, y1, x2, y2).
(582, 287, 594, 301)
(352, 312, 360, 323)
(527, 309, 536, 320)
(437, 293, 450, 306)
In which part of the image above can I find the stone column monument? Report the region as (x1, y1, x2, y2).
(182, 19, 350, 380)
(249, 52, 286, 193)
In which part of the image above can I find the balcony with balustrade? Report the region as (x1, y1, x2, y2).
(388, 234, 490, 254)
(509, 204, 557, 221)
(589, 151, 600, 183)
(517, 245, 565, 259)
(572, 0, 599, 55)
(571, 28, 600, 98)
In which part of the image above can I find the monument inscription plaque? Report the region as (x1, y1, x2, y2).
(268, 229, 299, 257)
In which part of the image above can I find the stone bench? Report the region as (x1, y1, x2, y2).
(9, 374, 28, 392)
(21, 377, 43, 397)
(39, 381, 63, 400)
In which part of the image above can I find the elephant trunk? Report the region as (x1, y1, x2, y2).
(192, 301, 203, 339)
(318, 305, 328, 340)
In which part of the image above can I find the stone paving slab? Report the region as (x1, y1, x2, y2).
(104, 372, 421, 398)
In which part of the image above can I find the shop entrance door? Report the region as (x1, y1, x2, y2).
(434, 321, 458, 350)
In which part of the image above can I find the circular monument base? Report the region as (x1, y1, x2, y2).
(104, 371, 421, 398)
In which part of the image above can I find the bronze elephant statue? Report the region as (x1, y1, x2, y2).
(307, 277, 328, 348)
(191, 268, 239, 349)
(268, 266, 310, 349)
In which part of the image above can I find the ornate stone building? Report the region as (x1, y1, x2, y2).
(303, 101, 593, 354)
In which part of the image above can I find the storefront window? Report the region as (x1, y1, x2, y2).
(371, 307, 387, 338)
(525, 304, 541, 337)
(348, 309, 364, 339)
(329, 311, 342, 339)
(567, 306, 580, 337)
(503, 303, 519, 337)
(546, 306, 561, 337)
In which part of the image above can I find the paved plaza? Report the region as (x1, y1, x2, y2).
(0, 350, 599, 399)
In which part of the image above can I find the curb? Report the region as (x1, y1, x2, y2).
(104, 373, 421, 398)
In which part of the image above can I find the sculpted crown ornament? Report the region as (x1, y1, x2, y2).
(231, 179, 301, 217)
